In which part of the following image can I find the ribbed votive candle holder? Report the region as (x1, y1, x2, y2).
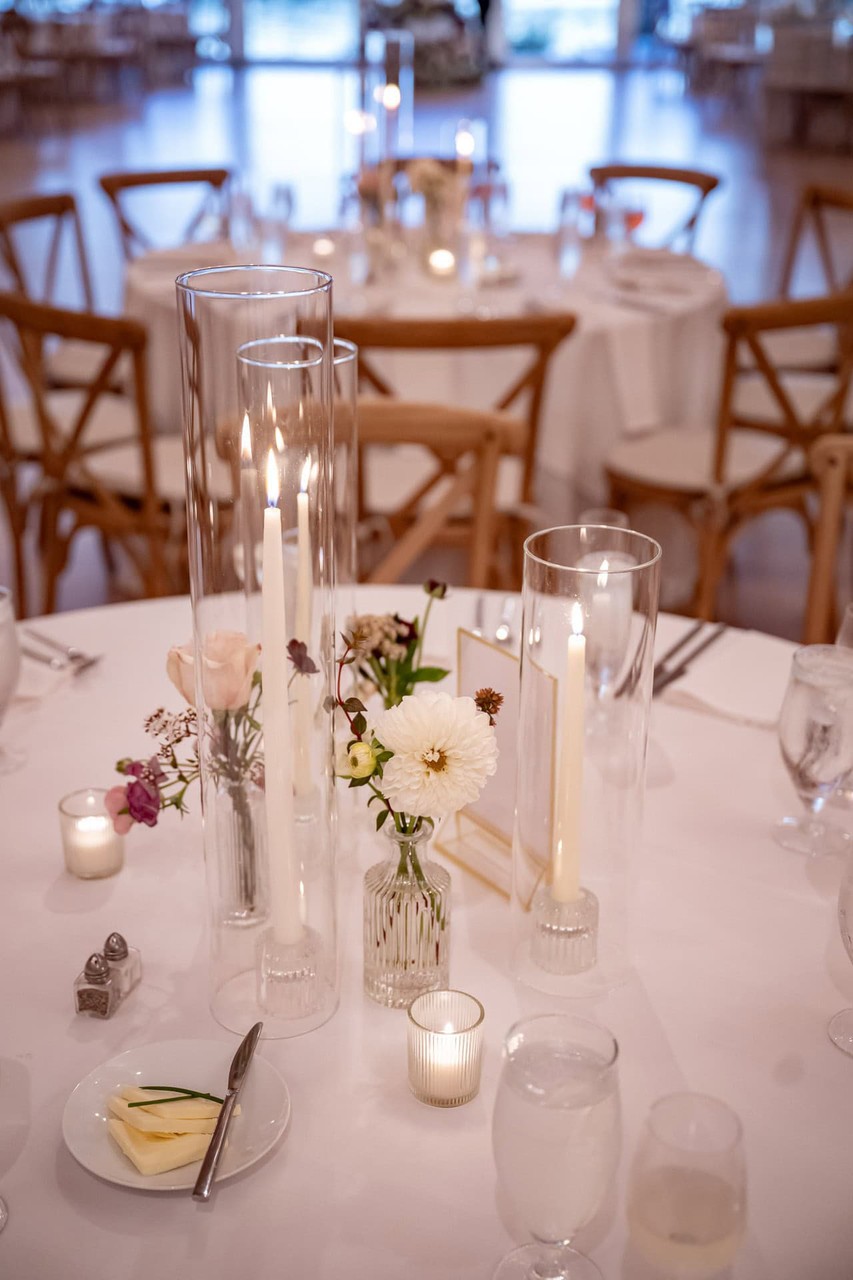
(407, 989, 485, 1108)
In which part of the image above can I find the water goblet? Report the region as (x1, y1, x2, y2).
(774, 645, 853, 858)
(627, 1092, 746, 1277)
(0, 586, 22, 775)
(491, 1013, 620, 1280)
(828, 855, 853, 1054)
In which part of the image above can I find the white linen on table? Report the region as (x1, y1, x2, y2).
(123, 234, 727, 503)
(4, 590, 853, 1280)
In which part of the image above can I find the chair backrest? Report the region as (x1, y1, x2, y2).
(98, 167, 231, 260)
(333, 311, 576, 505)
(778, 184, 853, 298)
(803, 434, 853, 642)
(355, 398, 504, 587)
(588, 163, 720, 252)
(694, 6, 757, 46)
(0, 191, 94, 310)
(713, 294, 853, 486)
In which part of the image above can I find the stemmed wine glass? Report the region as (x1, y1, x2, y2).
(774, 645, 853, 858)
(828, 856, 853, 1054)
(491, 1014, 620, 1280)
(0, 587, 22, 775)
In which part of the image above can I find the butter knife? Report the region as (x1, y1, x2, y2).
(192, 1021, 263, 1202)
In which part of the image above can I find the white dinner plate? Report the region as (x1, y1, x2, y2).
(62, 1038, 290, 1192)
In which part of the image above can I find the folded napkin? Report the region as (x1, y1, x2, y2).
(660, 627, 795, 729)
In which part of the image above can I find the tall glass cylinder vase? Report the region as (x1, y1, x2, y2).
(363, 29, 414, 165)
(177, 265, 339, 1039)
(511, 525, 661, 997)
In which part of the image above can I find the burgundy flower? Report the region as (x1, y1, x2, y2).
(126, 778, 161, 827)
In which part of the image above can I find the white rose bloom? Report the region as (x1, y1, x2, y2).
(376, 692, 498, 819)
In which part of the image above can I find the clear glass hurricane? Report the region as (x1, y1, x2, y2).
(828, 857, 853, 1054)
(774, 645, 853, 857)
(0, 587, 23, 774)
(491, 1014, 620, 1280)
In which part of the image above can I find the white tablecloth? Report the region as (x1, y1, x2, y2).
(3, 588, 852, 1280)
(124, 237, 726, 503)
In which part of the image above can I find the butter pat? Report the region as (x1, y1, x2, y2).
(109, 1095, 219, 1135)
(108, 1119, 212, 1176)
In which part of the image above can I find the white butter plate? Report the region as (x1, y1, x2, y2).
(62, 1038, 290, 1191)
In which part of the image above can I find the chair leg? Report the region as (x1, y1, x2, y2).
(694, 521, 727, 620)
(39, 497, 69, 615)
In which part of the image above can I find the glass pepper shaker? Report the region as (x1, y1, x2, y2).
(103, 932, 142, 999)
(74, 953, 118, 1019)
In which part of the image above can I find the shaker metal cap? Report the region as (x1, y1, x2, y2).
(84, 953, 110, 984)
(104, 932, 129, 961)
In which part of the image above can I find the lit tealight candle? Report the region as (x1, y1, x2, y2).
(428, 248, 456, 277)
(311, 237, 336, 258)
(59, 789, 125, 879)
(407, 990, 485, 1107)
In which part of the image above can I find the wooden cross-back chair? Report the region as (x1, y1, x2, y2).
(333, 311, 576, 587)
(0, 290, 173, 615)
(779, 184, 853, 299)
(0, 191, 109, 391)
(803, 434, 853, 643)
(98, 167, 231, 261)
(606, 293, 853, 620)
(588, 163, 720, 252)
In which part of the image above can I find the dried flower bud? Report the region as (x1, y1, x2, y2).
(474, 687, 504, 726)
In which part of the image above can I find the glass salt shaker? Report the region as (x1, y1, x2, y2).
(74, 953, 118, 1019)
(103, 932, 141, 999)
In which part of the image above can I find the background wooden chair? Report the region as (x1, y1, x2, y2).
(0, 291, 177, 614)
(605, 293, 853, 621)
(0, 190, 109, 390)
(803, 434, 853, 643)
(98, 167, 231, 260)
(588, 163, 720, 252)
(333, 311, 576, 587)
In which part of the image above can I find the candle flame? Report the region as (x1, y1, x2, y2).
(455, 125, 475, 158)
(274, 425, 285, 452)
(571, 601, 584, 635)
(300, 456, 312, 493)
(381, 82, 401, 111)
(240, 414, 252, 464)
(597, 558, 609, 589)
(266, 450, 280, 507)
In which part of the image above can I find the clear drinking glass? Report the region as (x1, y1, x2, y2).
(556, 188, 584, 281)
(577, 508, 629, 529)
(828, 856, 853, 1054)
(774, 645, 853, 857)
(627, 1093, 747, 1277)
(0, 587, 22, 774)
(492, 1013, 620, 1280)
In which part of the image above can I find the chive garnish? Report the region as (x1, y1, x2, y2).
(126, 1085, 224, 1109)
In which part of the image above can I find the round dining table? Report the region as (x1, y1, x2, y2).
(123, 234, 727, 505)
(2, 585, 852, 1279)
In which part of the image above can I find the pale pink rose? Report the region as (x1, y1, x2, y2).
(105, 785, 133, 835)
(167, 632, 260, 712)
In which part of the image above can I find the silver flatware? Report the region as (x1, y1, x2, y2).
(20, 644, 100, 676)
(653, 623, 727, 696)
(24, 628, 95, 666)
(652, 620, 704, 683)
(494, 597, 516, 646)
(192, 1021, 263, 1202)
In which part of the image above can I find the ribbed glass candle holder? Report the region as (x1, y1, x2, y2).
(407, 990, 485, 1108)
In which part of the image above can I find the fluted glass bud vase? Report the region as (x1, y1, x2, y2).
(177, 265, 340, 1040)
(511, 525, 661, 998)
(364, 818, 450, 1008)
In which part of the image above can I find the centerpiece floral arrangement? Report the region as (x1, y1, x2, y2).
(333, 581, 503, 1007)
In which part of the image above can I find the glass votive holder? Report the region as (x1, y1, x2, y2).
(407, 989, 485, 1108)
(59, 788, 125, 879)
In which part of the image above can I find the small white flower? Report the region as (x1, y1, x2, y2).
(376, 692, 498, 819)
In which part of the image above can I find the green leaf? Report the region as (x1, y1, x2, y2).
(409, 666, 450, 684)
(343, 696, 366, 714)
(349, 775, 370, 788)
(375, 808, 389, 830)
(352, 712, 367, 735)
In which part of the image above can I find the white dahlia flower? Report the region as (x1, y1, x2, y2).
(376, 692, 498, 819)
